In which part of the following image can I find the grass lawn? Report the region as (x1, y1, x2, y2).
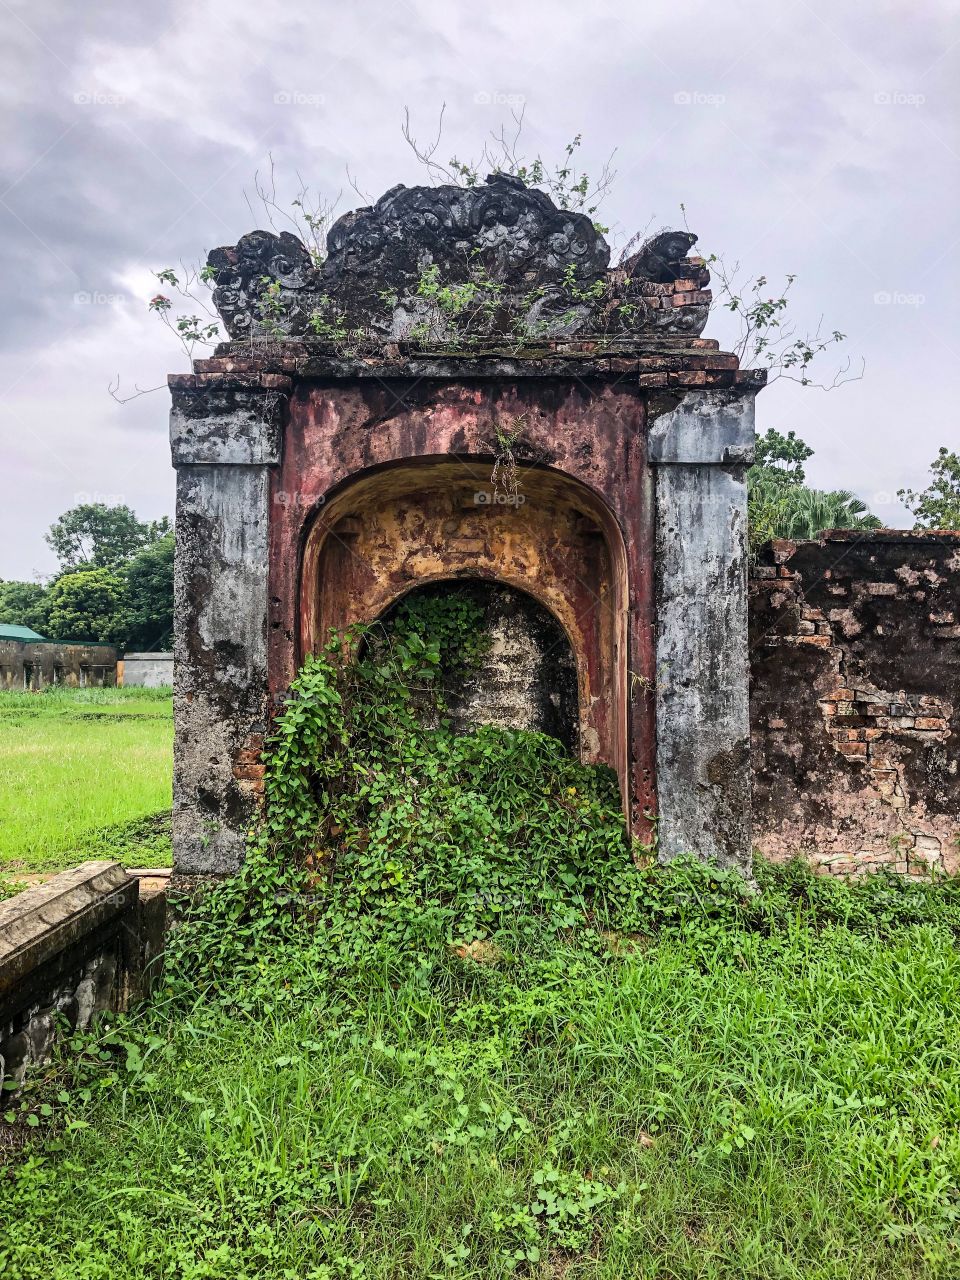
(2, 902, 959, 1279)
(2, 628, 959, 1277)
(0, 686, 173, 879)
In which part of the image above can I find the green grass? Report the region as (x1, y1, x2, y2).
(0, 686, 173, 875)
(3, 885, 960, 1278)
(3, 636, 959, 1277)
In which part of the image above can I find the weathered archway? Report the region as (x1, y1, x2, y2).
(169, 172, 763, 877)
(298, 458, 630, 800)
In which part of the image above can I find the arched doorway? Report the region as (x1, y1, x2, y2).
(296, 457, 632, 810)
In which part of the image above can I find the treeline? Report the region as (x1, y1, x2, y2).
(0, 504, 173, 652)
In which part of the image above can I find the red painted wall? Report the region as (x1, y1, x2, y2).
(267, 378, 656, 834)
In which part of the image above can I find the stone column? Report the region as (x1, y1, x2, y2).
(648, 388, 756, 874)
(168, 374, 288, 875)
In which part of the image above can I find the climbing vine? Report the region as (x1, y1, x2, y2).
(168, 591, 648, 980)
(168, 577, 960, 1002)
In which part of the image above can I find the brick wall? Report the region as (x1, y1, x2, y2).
(380, 582, 580, 750)
(750, 531, 960, 876)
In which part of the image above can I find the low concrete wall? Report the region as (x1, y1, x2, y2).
(0, 863, 166, 1087)
(0, 640, 117, 689)
(121, 652, 174, 688)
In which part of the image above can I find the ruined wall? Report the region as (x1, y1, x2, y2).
(0, 639, 117, 689)
(295, 448, 631, 792)
(169, 169, 764, 875)
(379, 581, 580, 751)
(277, 378, 648, 826)
(169, 360, 760, 872)
(750, 531, 960, 876)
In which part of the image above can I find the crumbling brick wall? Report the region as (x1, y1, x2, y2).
(750, 531, 960, 876)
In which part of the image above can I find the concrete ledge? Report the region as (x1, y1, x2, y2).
(648, 387, 756, 465)
(0, 862, 167, 1087)
(0, 862, 135, 999)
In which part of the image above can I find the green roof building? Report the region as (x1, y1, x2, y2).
(0, 623, 48, 642)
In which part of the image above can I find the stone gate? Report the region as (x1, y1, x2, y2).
(168, 175, 764, 877)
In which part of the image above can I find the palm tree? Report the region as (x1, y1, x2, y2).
(749, 475, 882, 546)
(779, 489, 882, 540)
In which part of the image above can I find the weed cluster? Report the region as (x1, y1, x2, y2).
(168, 593, 960, 988)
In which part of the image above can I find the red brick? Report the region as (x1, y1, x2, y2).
(195, 372, 261, 387)
(233, 762, 266, 783)
(771, 540, 796, 564)
(685, 351, 738, 370)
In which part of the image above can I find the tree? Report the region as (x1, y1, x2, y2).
(776, 489, 882, 541)
(751, 428, 813, 485)
(898, 448, 960, 530)
(123, 532, 174, 650)
(2, 503, 175, 650)
(45, 503, 171, 572)
(748, 428, 880, 547)
(0, 580, 50, 633)
(749, 429, 811, 545)
(44, 569, 127, 644)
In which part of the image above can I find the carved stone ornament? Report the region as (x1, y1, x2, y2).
(208, 173, 710, 343)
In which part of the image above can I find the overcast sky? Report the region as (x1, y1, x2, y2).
(1, 0, 957, 581)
